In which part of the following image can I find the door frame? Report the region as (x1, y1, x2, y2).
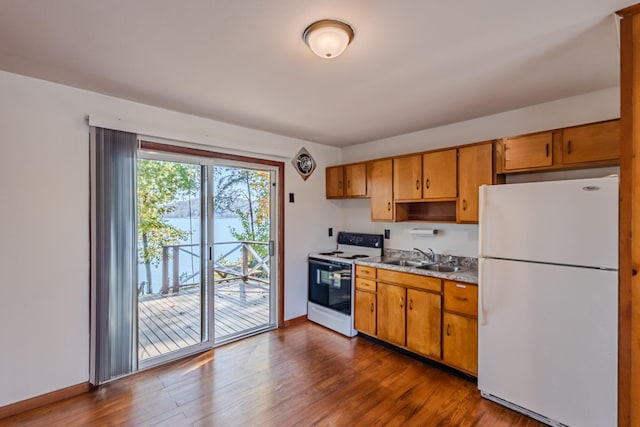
(140, 141, 285, 329)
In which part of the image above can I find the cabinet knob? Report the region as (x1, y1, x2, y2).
(409, 299, 413, 310)
(462, 199, 467, 211)
(415, 179, 420, 190)
(347, 179, 351, 189)
(425, 178, 430, 189)
(567, 140, 572, 155)
(446, 324, 451, 336)
(545, 143, 550, 157)
(370, 302, 374, 313)
(387, 202, 391, 211)
(453, 296, 468, 302)
(400, 296, 404, 308)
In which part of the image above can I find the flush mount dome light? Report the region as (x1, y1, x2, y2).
(303, 19, 354, 59)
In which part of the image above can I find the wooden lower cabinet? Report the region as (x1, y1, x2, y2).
(377, 283, 406, 346)
(442, 280, 478, 375)
(406, 288, 441, 359)
(354, 289, 376, 336)
(354, 267, 477, 376)
(442, 312, 478, 375)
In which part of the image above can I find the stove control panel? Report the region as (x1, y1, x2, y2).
(337, 232, 384, 249)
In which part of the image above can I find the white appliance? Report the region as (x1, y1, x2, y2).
(308, 232, 383, 337)
(478, 177, 618, 427)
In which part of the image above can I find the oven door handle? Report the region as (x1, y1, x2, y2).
(308, 258, 346, 269)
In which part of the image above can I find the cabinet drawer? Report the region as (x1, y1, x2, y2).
(355, 278, 376, 292)
(356, 265, 376, 279)
(444, 281, 477, 317)
(378, 269, 441, 293)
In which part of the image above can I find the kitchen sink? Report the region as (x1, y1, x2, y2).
(379, 258, 464, 273)
(379, 258, 424, 267)
(416, 264, 463, 273)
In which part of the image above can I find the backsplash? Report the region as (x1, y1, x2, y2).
(383, 248, 478, 270)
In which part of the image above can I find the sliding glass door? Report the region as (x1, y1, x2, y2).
(136, 153, 278, 366)
(211, 162, 277, 344)
(137, 157, 207, 363)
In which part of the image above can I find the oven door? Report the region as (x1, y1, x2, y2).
(308, 258, 352, 315)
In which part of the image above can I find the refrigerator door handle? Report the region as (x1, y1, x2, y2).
(479, 185, 488, 257)
(479, 257, 487, 325)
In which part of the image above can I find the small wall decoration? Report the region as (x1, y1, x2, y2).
(292, 147, 316, 181)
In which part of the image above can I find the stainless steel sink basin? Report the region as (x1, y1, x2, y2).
(380, 258, 424, 267)
(416, 264, 463, 273)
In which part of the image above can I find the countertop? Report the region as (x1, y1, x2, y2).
(355, 256, 478, 284)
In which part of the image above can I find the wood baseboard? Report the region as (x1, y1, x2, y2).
(0, 382, 93, 420)
(283, 315, 307, 327)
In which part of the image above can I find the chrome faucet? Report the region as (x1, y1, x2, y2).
(413, 247, 435, 262)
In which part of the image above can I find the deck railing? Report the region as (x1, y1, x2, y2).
(151, 241, 270, 295)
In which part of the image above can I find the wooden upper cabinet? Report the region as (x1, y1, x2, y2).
(326, 163, 367, 199)
(344, 163, 367, 197)
(562, 120, 620, 165)
(498, 120, 620, 174)
(503, 132, 553, 171)
(326, 166, 344, 198)
(393, 154, 422, 200)
(368, 159, 394, 221)
(422, 149, 457, 199)
(458, 143, 493, 223)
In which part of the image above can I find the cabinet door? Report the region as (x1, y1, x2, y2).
(344, 163, 367, 197)
(377, 283, 406, 346)
(503, 132, 553, 171)
(406, 289, 441, 359)
(326, 166, 344, 198)
(368, 159, 394, 221)
(443, 312, 478, 375)
(422, 149, 457, 199)
(355, 290, 376, 336)
(562, 120, 620, 165)
(393, 154, 422, 200)
(458, 143, 493, 223)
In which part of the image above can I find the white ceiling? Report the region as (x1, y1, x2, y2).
(0, 0, 634, 147)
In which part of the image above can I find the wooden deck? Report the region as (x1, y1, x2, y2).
(138, 281, 271, 360)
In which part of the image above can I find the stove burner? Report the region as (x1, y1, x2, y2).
(338, 254, 370, 260)
(318, 251, 341, 256)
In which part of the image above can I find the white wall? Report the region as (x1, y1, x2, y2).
(340, 87, 620, 257)
(0, 70, 341, 407)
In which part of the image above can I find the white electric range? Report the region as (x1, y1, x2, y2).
(307, 232, 383, 336)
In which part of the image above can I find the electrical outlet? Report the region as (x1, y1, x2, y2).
(328, 227, 333, 237)
(384, 229, 390, 239)
(289, 193, 295, 203)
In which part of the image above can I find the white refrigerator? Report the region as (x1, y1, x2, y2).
(478, 177, 618, 427)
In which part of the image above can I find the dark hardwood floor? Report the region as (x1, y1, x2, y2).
(1, 322, 543, 426)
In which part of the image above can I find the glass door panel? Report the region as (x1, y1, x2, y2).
(137, 158, 206, 362)
(212, 164, 277, 344)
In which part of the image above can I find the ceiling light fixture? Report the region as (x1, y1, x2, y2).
(303, 19, 354, 59)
